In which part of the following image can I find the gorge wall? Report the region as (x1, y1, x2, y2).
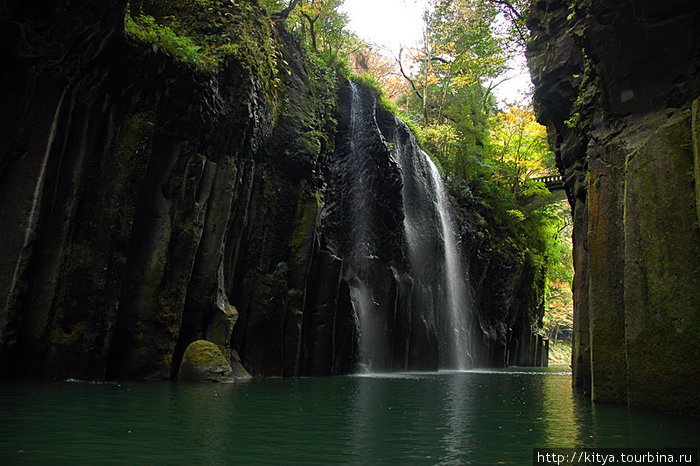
(0, 0, 546, 380)
(527, 0, 700, 413)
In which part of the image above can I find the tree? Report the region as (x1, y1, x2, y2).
(541, 201, 574, 346)
(268, 0, 300, 18)
(544, 280, 573, 344)
(430, 0, 507, 85)
(274, 0, 347, 58)
(486, 0, 529, 49)
(487, 105, 553, 198)
(348, 42, 409, 101)
(407, 0, 508, 120)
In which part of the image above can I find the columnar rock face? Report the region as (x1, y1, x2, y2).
(527, 0, 700, 413)
(0, 0, 326, 379)
(0, 0, 547, 380)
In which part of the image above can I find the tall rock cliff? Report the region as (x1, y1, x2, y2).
(527, 0, 700, 413)
(0, 0, 331, 379)
(0, 0, 547, 380)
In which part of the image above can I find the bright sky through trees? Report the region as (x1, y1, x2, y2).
(340, 0, 531, 103)
(340, 0, 428, 54)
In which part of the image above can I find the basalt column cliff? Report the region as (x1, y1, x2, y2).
(528, 0, 700, 413)
(0, 0, 547, 380)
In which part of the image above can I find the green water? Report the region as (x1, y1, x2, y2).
(0, 366, 697, 465)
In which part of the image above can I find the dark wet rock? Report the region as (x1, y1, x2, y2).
(0, 0, 547, 382)
(527, 0, 700, 413)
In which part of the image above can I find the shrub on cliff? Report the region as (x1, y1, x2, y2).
(124, 0, 281, 96)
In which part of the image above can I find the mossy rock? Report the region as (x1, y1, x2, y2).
(178, 340, 234, 382)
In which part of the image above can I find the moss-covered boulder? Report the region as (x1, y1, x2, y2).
(177, 340, 234, 382)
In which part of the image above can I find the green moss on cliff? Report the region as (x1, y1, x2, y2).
(112, 112, 154, 222)
(49, 322, 88, 348)
(289, 190, 321, 269)
(125, 0, 281, 95)
(274, 47, 338, 162)
(623, 111, 700, 412)
(125, 13, 219, 71)
(350, 73, 425, 146)
(693, 99, 700, 226)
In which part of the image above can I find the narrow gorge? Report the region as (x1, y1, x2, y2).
(1, 0, 698, 419)
(0, 0, 547, 383)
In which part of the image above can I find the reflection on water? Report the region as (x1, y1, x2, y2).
(1, 366, 698, 464)
(542, 367, 580, 446)
(441, 373, 472, 463)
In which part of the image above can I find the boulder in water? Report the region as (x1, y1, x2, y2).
(178, 340, 236, 382)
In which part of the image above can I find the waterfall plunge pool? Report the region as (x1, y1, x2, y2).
(1, 366, 698, 464)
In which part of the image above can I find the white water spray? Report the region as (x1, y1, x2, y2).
(342, 81, 472, 372)
(345, 82, 384, 372)
(425, 155, 472, 370)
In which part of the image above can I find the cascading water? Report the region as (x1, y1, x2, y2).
(344, 81, 389, 372)
(425, 156, 472, 370)
(392, 129, 473, 370)
(328, 79, 473, 373)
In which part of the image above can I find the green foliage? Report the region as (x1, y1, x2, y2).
(125, 13, 218, 71)
(281, 46, 339, 158)
(548, 339, 572, 365)
(540, 201, 573, 352)
(258, 0, 286, 11)
(429, 0, 508, 85)
(437, 105, 571, 338)
(349, 73, 384, 97)
(279, 0, 354, 68)
(423, 122, 459, 160)
(399, 115, 427, 148)
(487, 106, 554, 197)
(349, 73, 425, 146)
(349, 73, 394, 112)
(124, 0, 281, 96)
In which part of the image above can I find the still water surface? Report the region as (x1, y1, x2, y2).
(1, 366, 698, 464)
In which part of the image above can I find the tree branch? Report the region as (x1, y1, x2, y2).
(507, 11, 528, 45)
(397, 47, 423, 102)
(431, 56, 452, 64)
(487, 0, 528, 45)
(482, 74, 514, 108)
(488, 0, 523, 21)
(272, 0, 300, 20)
(300, 11, 320, 50)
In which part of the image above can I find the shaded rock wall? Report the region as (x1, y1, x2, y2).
(527, 0, 700, 412)
(450, 187, 549, 369)
(0, 0, 547, 380)
(0, 0, 331, 379)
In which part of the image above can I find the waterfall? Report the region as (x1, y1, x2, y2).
(331, 80, 473, 373)
(393, 134, 473, 370)
(345, 81, 387, 373)
(425, 155, 472, 370)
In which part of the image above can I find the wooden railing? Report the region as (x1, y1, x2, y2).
(531, 175, 565, 191)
